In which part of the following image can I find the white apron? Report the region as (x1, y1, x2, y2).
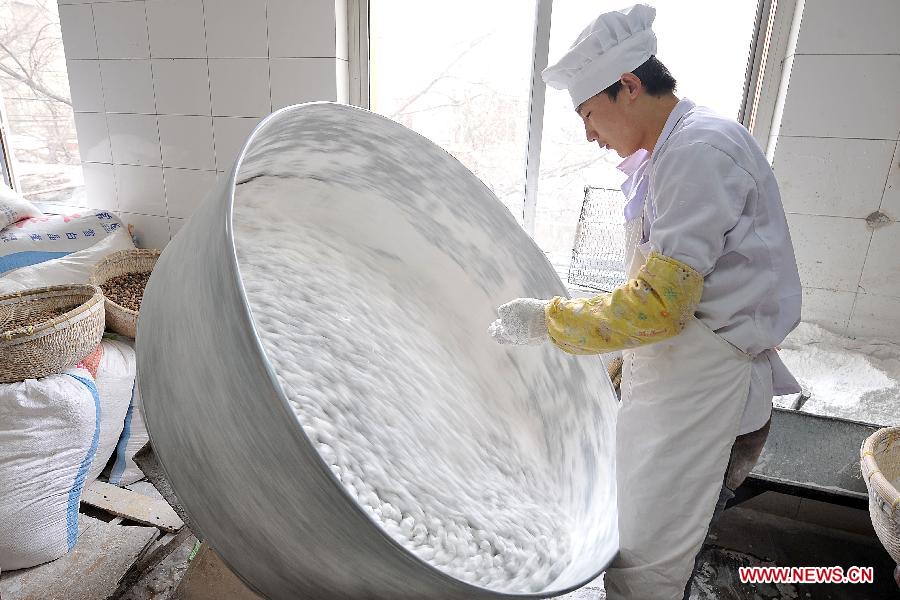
(603, 216, 752, 599)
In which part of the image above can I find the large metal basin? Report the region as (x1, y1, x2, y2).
(136, 102, 618, 599)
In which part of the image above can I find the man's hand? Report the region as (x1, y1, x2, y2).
(488, 298, 550, 346)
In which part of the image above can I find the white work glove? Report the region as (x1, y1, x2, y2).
(488, 298, 550, 345)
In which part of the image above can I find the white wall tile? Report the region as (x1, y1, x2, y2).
(58, 4, 97, 59)
(67, 60, 104, 112)
(81, 163, 117, 211)
(118, 212, 170, 249)
(152, 59, 211, 116)
(779, 55, 900, 139)
(73, 112, 111, 163)
(773, 137, 896, 218)
(268, 0, 336, 58)
(270, 58, 340, 109)
(158, 115, 215, 170)
(848, 293, 900, 341)
(147, 0, 206, 59)
(168, 217, 185, 240)
(115, 165, 166, 217)
(107, 113, 161, 166)
(858, 224, 900, 298)
(786, 213, 871, 292)
(213, 117, 259, 171)
(208, 59, 271, 117)
(204, 0, 268, 58)
(100, 59, 156, 114)
(800, 287, 855, 334)
(163, 168, 216, 218)
(795, 0, 900, 55)
(93, 1, 150, 59)
(879, 140, 900, 218)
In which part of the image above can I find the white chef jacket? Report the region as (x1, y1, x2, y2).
(620, 98, 801, 434)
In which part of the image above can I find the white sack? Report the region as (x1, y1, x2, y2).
(0, 369, 100, 571)
(0, 221, 135, 295)
(0, 210, 131, 277)
(88, 339, 137, 484)
(108, 339, 149, 487)
(0, 185, 42, 230)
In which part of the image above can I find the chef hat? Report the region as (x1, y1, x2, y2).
(542, 4, 657, 109)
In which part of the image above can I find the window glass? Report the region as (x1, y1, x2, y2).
(0, 0, 83, 203)
(370, 1, 537, 222)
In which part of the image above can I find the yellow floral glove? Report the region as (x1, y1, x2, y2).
(546, 252, 703, 355)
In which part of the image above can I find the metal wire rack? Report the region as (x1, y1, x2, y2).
(567, 186, 628, 292)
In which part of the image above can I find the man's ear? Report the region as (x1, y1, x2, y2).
(621, 73, 642, 99)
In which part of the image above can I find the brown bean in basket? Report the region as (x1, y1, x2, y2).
(100, 272, 151, 312)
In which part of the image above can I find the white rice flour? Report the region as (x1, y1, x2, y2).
(778, 322, 900, 425)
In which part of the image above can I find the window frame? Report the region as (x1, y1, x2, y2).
(0, 87, 18, 190)
(319, 0, 793, 236)
(348, 0, 370, 109)
(522, 0, 553, 235)
(739, 0, 801, 155)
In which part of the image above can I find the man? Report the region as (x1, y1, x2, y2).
(488, 4, 801, 598)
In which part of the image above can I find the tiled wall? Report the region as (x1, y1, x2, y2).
(770, 0, 900, 339)
(57, 0, 349, 249)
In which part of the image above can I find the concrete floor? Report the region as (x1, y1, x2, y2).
(117, 532, 197, 600)
(118, 494, 899, 599)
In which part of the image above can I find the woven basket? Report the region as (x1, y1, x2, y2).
(0, 284, 105, 383)
(90, 248, 160, 338)
(861, 426, 900, 565)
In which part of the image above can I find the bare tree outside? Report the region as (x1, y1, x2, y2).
(0, 0, 83, 201)
(370, 1, 536, 223)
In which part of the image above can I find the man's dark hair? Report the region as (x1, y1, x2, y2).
(601, 56, 676, 100)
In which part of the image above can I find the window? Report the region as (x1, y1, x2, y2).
(361, 1, 768, 276)
(368, 0, 537, 222)
(0, 0, 83, 203)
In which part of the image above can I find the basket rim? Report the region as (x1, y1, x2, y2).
(90, 248, 161, 281)
(90, 248, 160, 316)
(861, 426, 900, 510)
(0, 284, 104, 343)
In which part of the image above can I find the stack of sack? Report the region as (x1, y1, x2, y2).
(0, 186, 151, 572)
(0, 184, 135, 295)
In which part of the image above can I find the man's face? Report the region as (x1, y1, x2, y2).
(577, 90, 641, 158)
